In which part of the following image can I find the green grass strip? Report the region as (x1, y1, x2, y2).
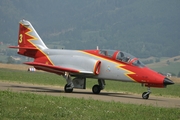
(0, 91, 180, 120)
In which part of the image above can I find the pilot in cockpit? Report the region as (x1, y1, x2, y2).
(117, 52, 130, 62)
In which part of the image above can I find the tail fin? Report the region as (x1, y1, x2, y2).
(10, 19, 48, 58)
(18, 19, 48, 49)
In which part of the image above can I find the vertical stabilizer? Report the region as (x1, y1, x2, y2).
(9, 20, 53, 64)
(9, 19, 49, 58)
(18, 19, 48, 49)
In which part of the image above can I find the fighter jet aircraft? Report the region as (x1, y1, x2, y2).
(9, 20, 174, 99)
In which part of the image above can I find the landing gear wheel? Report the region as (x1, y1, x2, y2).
(64, 84, 73, 93)
(92, 85, 101, 94)
(142, 92, 149, 99)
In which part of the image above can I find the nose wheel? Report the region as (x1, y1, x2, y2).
(142, 87, 151, 99)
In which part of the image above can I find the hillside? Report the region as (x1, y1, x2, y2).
(146, 56, 180, 76)
(0, 0, 180, 58)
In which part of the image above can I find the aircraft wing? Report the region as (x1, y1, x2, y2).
(24, 61, 100, 75)
(24, 62, 79, 74)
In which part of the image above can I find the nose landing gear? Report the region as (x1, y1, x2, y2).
(142, 87, 151, 99)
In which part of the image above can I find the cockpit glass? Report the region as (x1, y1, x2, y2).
(99, 49, 116, 58)
(132, 59, 145, 67)
(116, 51, 145, 67)
(116, 51, 135, 62)
(99, 50, 145, 67)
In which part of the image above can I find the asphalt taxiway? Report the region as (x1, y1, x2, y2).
(0, 81, 179, 108)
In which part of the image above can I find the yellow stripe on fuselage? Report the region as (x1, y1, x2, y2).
(80, 50, 136, 81)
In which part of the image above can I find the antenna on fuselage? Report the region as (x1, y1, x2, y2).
(97, 46, 99, 50)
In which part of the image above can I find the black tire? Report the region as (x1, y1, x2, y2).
(64, 84, 73, 93)
(142, 92, 149, 99)
(92, 85, 101, 94)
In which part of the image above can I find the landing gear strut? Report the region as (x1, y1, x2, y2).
(92, 79, 105, 94)
(142, 87, 151, 99)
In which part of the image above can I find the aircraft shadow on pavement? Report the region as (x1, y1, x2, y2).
(10, 85, 162, 101)
(10, 85, 62, 93)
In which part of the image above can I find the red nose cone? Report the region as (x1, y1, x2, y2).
(163, 77, 174, 86)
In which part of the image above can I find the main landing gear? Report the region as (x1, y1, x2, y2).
(63, 72, 105, 94)
(92, 79, 105, 94)
(63, 72, 74, 93)
(63, 72, 86, 93)
(142, 87, 151, 99)
(64, 84, 73, 93)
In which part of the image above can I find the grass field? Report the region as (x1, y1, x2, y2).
(146, 56, 180, 75)
(0, 91, 180, 120)
(152, 62, 180, 76)
(0, 68, 180, 97)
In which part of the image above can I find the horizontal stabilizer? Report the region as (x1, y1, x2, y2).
(9, 46, 38, 50)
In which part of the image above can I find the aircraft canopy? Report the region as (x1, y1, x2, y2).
(99, 49, 145, 67)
